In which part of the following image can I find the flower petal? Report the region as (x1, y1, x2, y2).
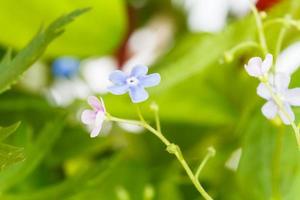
(130, 65, 148, 77)
(81, 110, 96, 125)
(108, 84, 129, 95)
(278, 103, 295, 125)
(109, 70, 127, 84)
(244, 57, 262, 77)
(261, 53, 273, 74)
(261, 101, 277, 119)
(129, 86, 149, 103)
(95, 111, 105, 126)
(257, 83, 271, 100)
(90, 112, 105, 138)
(88, 96, 102, 111)
(90, 125, 102, 138)
(285, 88, 300, 106)
(139, 73, 161, 88)
(274, 73, 290, 93)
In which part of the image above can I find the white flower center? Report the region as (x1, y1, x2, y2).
(126, 77, 139, 86)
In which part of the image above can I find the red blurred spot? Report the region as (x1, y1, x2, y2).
(256, 0, 281, 10)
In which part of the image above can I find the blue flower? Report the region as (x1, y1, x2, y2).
(52, 57, 80, 78)
(108, 65, 161, 103)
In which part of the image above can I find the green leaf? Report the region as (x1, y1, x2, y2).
(0, 116, 65, 192)
(237, 111, 300, 200)
(0, 144, 24, 171)
(0, 8, 90, 94)
(0, 122, 21, 142)
(0, 0, 127, 57)
(0, 122, 24, 171)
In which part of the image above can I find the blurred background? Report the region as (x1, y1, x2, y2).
(1, 0, 300, 199)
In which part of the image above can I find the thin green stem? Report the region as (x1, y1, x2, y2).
(275, 27, 287, 60)
(224, 41, 260, 62)
(250, 3, 268, 55)
(264, 18, 299, 29)
(154, 110, 161, 133)
(107, 114, 213, 200)
(136, 105, 146, 123)
(195, 147, 216, 180)
(172, 148, 213, 200)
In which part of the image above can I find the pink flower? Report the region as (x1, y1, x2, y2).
(81, 96, 106, 137)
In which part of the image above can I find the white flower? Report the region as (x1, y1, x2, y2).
(245, 52, 300, 125)
(257, 73, 300, 124)
(244, 54, 273, 77)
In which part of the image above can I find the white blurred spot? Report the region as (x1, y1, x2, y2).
(276, 41, 300, 75)
(228, 0, 257, 18)
(117, 122, 144, 134)
(81, 57, 118, 94)
(225, 148, 242, 171)
(123, 16, 174, 72)
(188, 0, 229, 33)
(177, 0, 257, 33)
(47, 77, 91, 107)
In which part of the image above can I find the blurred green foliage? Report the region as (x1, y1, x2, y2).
(0, 0, 127, 58)
(0, 0, 300, 199)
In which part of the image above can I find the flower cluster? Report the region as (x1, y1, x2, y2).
(81, 65, 160, 137)
(245, 54, 300, 125)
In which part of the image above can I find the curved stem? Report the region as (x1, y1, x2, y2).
(275, 27, 287, 60)
(195, 147, 216, 180)
(224, 41, 260, 62)
(264, 18, 299, 29)
(107, 115, 214, 200)
(250, 3, 268, 55)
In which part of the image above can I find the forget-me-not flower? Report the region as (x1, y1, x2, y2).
(81, 96, 106, 137)
(108, 65, 161, 103)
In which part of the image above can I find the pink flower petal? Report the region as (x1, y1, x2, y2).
(90, 125, 102, 138)
(90, 112, 105, 138)
(88, 96, 103, 111)
(81, 110, 96, 125)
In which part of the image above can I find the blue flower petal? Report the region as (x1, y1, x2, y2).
(129, 86, 149, 103)
(52, 57, 80, 78)
(109, 70, 127, 84)
(139, 73, 161, 88)
(130, 65, 148, 77)
(108, 84, 129, 95)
